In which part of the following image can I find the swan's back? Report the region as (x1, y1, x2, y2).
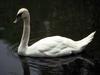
(30, 36, 73, 48)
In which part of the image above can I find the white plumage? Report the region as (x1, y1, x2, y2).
(14, 8, 96, 57)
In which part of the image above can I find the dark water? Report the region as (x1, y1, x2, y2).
(0, 0, 100, 75)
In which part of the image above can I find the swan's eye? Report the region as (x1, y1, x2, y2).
(17, 13, 23, 18)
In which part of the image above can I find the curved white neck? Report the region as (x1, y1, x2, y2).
(19, 16, 30, 48)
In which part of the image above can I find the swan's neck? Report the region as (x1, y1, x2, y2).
(19, 16, 30, 48)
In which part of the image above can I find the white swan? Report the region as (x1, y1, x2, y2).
(14, 8, 96, 57)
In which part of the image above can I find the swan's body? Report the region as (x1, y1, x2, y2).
(14, 8, 96, 57)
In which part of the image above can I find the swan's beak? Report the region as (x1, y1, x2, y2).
(13, 15, 21, 23)
(13, 17, 20, 23)
(14, 13, 22, 23)
(13, 19, 18, 23)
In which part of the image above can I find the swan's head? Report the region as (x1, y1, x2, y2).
(14, 8, 30, 23)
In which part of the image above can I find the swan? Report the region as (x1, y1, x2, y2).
(14, 8, 96, 57)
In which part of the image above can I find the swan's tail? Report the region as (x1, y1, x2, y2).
(76, 31, 96, 49)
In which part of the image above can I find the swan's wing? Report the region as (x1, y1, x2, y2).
(29, 36, 62, 52)
(44, 47, 73, 57)
(28, 36, 79, 57)
(30, 36, 78, 52)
